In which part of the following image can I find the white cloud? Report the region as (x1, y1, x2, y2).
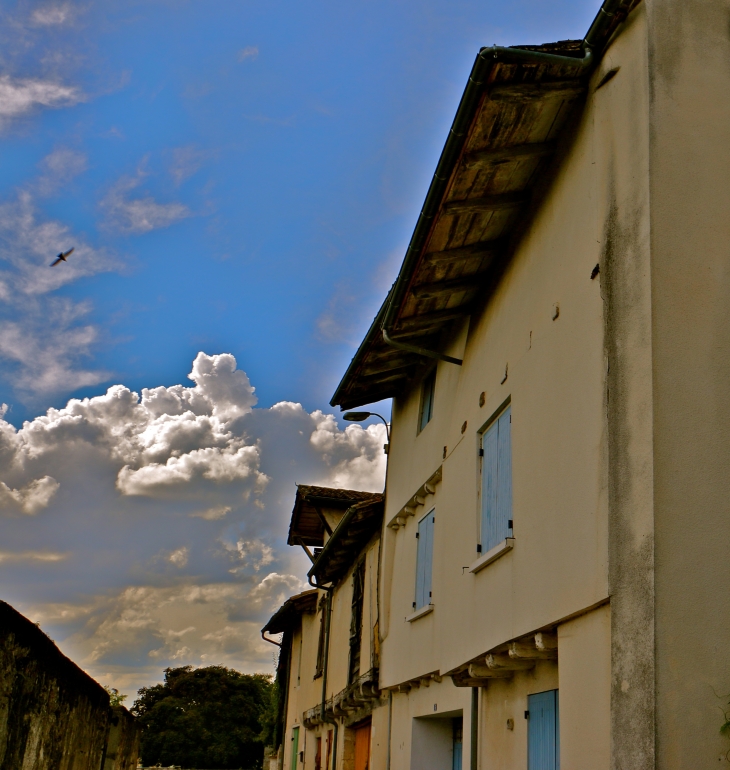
(191, 504, 231, 520)
(0, 75, 82, 123)
(1, 352, 386, 693)
(37, 148, 88, 195)
(30, 572, 305, 693)
(0, 475, 59, 514)
(0, 191, 116, 397)
(0, 549, 66, 563)
(31, 4, 74, 26)
(169, 146, 208, 185)
(101, 170, 191, 233)
(237, 46, 259, 62)
(167, 547, 189, 567)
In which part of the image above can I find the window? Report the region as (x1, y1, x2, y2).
(314, 603, 325, 679)
(414, 509, 435, 610)
(418, 370, 436, 433)
(480, 404, 512, 553)
(348, 560, 365, 684)
(527, 690, 559, 770)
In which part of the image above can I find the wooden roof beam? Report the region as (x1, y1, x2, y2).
(462, 142, 556, 170)
(443, 192, 527, 216)
(422, 239, 504, 263)
(358, 371, 411, 387)
(412, 275, 485, 300)
(488, 80, 587, 103)
(361, 361, 413, 378)
(394, 308, 470, 332)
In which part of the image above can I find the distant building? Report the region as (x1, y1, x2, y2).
(263, 486, 384, 770)
(267, 0, 730, 766)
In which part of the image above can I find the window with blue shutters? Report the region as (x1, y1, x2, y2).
(480, 404, 512, 553)
(414, 509, 435, 610)
(527, 689, 560, 770)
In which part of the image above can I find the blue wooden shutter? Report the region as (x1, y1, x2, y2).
(481, 405, 512, 551)
(496, 406, 513, 540)
(528, 690, 559, 770)
(415, 510, 435, 609)
(481, 419, 499, 550)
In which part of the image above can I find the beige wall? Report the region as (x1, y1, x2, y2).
(646, 0, 730, 765)
(480, 662, 559, 770)
(283, 610, 322, 770)
(380, 9, 653, 688)
(281, 536, 385, 770)
(558, 605, 611, 770)
(387, 680, 471, 770)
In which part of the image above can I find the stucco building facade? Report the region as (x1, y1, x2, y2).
(265, 0, 730, 767)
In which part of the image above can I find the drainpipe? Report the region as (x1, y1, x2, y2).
(381, 0, 628, 365)
(470, 687, 479, 770)
(386, 689, 393, 770)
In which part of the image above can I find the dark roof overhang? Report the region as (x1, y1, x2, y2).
(331, 0, 640, 410)
(261, 589, 319, 636)
(287, 485, 383, 547)
(308, 496, 384, 586)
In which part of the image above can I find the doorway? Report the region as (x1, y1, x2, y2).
(354, 720, 371, 770)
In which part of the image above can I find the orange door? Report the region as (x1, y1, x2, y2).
(354, 721, 371, 770)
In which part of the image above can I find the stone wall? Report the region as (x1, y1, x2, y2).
(0, 600, 140, 770)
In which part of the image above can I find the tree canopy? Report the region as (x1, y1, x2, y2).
(132, 665, 273, 769)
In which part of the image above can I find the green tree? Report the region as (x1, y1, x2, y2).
(103, 686, 128, 707)
(132, 665, 273, 769)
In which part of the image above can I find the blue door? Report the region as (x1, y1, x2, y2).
(528, 690, 559, 770)
(452, 718, 463, 770)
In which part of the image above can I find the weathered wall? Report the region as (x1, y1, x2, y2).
(646, 0, 730, 765)
(102, 706, 140, 770)
(0, 600, 139, 770)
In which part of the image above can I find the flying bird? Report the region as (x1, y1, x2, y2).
(50, 247, 74, 267)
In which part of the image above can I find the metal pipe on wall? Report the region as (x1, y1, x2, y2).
(470, 687, 479, 770)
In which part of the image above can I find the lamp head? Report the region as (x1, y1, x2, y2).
(343, 411, 371, 422)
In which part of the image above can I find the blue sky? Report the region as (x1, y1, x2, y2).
(0, 0, 600, 696)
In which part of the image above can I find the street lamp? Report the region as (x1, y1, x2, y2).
(343, 411, 391, 453)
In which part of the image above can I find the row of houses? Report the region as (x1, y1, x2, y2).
(263, 0, 730, 767)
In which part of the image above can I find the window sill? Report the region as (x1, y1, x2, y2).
(469, 538, 515, 574)
(406, 604, 434, 623)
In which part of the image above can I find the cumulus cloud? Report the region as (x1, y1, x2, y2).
(167, 547, 189, 567)
(3, 352, 386, 692)
(101, 170, 191, 233)
(0, 475, 59, 514)
(0, 75, 82, 124)
(30, 572, 305, 693)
